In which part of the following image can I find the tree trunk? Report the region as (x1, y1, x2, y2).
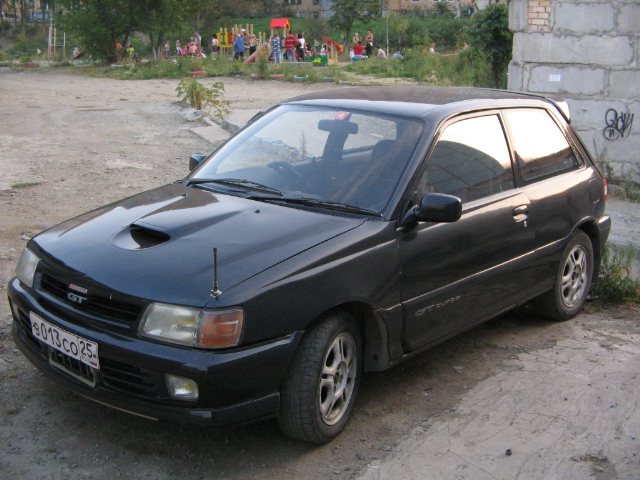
(148, 31, 157, 62)
(120, 32, 131, 61)
(155, 32, 165, 62)
(18, 0, 25, 35)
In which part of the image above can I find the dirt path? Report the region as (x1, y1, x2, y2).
(1, 69, 638, 480)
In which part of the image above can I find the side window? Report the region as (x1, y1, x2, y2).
(504, 109, 579, 182)
(419, 115, 514, 203)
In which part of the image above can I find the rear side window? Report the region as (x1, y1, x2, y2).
(420, 115, 514, 203)
(504, 109, 579, 182)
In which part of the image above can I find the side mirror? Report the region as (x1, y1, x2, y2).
(401, 193, 462, 226)
(189, 154, 207, 172)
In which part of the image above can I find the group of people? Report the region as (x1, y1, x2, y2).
(115, 41, 139, 61)
(165, 29, 311, 64)
(159, 26, 435, 65)
(350, 29, 407, 62)
(169, 31, 209, 59)
(118, 13, 476, 65)
(232, 29, 262, 61)
(455, 0, 488, 18)
(268, 31, 308, 65)
(348, 29, 376, 62)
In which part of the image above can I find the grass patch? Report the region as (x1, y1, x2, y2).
(11, 182, 41, 189)
(92, 54, 352, 85)
(344, 49, 479, 85)
(591, 245, 640, 304)
(622, 180, 640, 203)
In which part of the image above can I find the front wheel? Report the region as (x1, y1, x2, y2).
(278, 311, 362, 444)
(533, 230, 594, 321)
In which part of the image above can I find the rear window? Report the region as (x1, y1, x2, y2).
(504, 109, 579, 182)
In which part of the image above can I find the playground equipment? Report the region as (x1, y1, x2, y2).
(242, 18, 290, 65)
(214, 24, 267, 58)
(269, 18, 291, 37)
(47, 24, 66, 58)
(243, 42, 269, 65)
(320, 36, 341, 65)
(304, 36, 341, 66)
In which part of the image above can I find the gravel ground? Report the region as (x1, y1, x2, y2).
(0, 69, 638, 480)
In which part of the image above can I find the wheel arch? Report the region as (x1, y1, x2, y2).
(576, 220, 602, 285)
(303, 302, 391, 373)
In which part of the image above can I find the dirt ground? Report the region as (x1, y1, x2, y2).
(0, 69, 638, 480)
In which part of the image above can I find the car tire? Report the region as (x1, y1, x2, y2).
(533, 230, 594, 321)
(278, 311, 362, 444)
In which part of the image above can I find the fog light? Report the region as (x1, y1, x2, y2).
(165, 374, 199, 401)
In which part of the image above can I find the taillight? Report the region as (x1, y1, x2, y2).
(602, 178, 608, 202)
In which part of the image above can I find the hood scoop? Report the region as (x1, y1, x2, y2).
(110, 223, 173, 250)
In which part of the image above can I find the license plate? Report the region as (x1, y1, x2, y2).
(30, 313, 100, 369)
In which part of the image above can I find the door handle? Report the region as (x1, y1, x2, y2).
(513, 205, 528, 217)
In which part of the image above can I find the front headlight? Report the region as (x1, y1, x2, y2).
(139, 303, 244, 349)
(16, 248, 39, 289)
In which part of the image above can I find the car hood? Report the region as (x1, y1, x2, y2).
(33, 184, 364, 306)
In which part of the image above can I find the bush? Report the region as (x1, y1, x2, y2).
(175, 78, 231, 123)
(623, 179, 640, 202)
(467, 3, 512, 88)
(591, 245, 640, 303)
(344, 48, 475, 85)
(8, 32, 47, 58)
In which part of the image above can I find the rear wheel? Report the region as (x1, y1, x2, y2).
(533, 230, 594, 321)
(278, 311, 361, 444)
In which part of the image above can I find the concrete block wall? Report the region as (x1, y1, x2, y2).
(508, 0, 640, 182)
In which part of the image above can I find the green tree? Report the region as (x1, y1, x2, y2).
(387, 14, 410, 51)
(467, 3, 513, 88)
(58, 0, 135, 63)
(58, 0, 208, 62)
(329, 0, 380, 46)
(137, 0, 199, 62)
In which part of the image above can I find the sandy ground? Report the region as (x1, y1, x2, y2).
(0, 69, 639, 480)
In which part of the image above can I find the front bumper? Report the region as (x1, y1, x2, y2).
(9, 278, 302, 427)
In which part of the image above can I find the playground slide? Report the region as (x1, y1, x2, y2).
(244, 43, 269, 64)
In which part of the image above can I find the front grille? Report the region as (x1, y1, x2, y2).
(100, 357, 164, 399)
(49, 348, 96, 386)
(15, 307, 45, 353)
(12, 299, 168, 402)
(40, 273, 145, 324)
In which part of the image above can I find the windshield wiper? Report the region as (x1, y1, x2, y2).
(186, 178, 283, 197)
(268, 197, 383, 217)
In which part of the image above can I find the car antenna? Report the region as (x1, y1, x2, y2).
(211, 247, 222, 298)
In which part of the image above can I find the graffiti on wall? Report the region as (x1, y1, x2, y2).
(604, 108, 634, 141)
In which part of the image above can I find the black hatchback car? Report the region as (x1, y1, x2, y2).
(9, 87, 610, 443)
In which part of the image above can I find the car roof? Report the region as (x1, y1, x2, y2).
(284, 86, 571, 123)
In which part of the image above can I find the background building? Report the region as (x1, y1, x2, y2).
(281, 0, 489, 18)
(509, 0, 640, 182)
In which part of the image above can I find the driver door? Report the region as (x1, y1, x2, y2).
(399, 113, 536, 352)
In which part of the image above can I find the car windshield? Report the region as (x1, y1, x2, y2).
(188, 105, 424, 215)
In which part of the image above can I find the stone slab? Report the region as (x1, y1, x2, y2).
(526, 65, 606, 96)
(512, 34, 635, 66)
(554, 2, 616, 34)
